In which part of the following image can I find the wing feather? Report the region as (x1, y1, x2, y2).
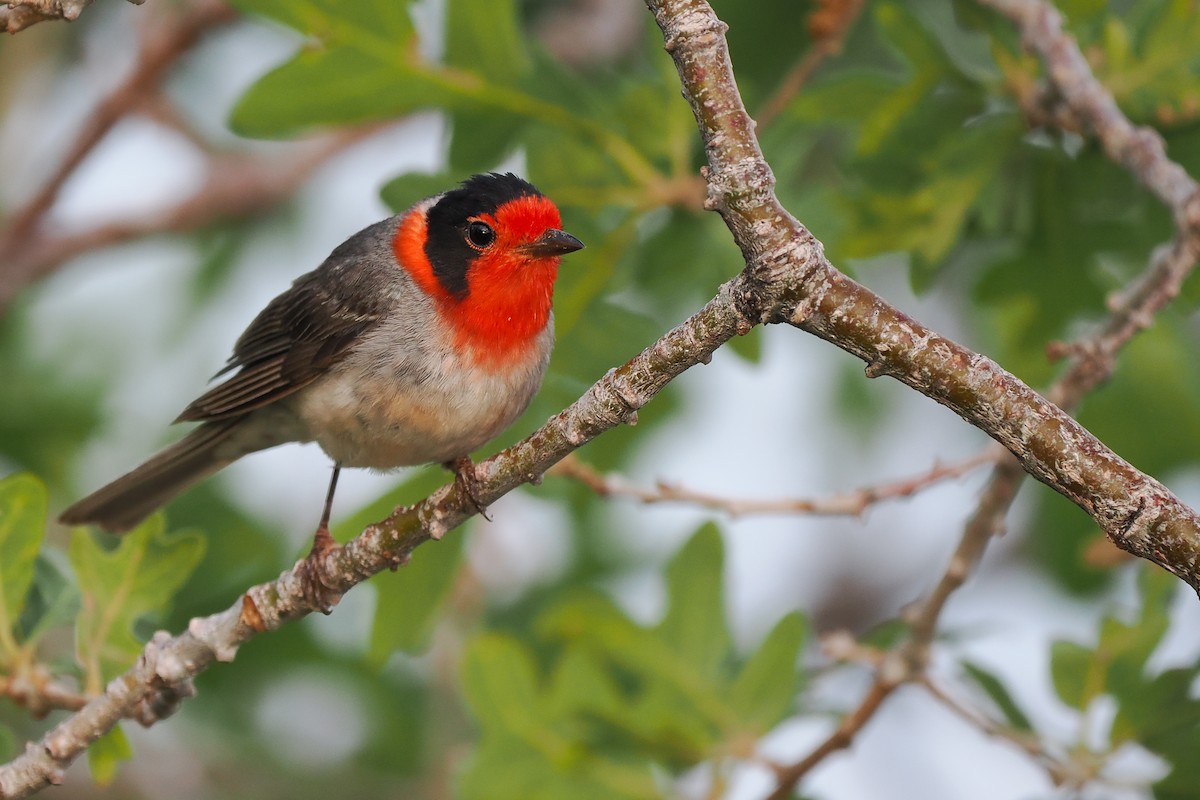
(176, 226, 395, 423)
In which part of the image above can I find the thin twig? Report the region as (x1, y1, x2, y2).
(765, 633, 908, 800)
(755, 0, 864, 130)
(551, 449, 1001, 518)
(0, 127, 376, 310)
(919, 676, 1087, 787)
(0, 0, 234, 248)
(0, 668, 88, 717)
(0, 0, 236, 308)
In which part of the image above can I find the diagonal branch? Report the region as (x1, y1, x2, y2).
(0, 275, 758, 797)
(751, 0, 1200, 790)
(5, 1, 1200, 795)
(645, 0, 1200, 593)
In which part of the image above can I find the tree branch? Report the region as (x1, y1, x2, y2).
(551, 449, 1002, 518)
(747, 0, 1200, 789)
(0, 275, 758, 797)
(645, 0, 1200, 593)
(0, 0, 137, 34)
(0, 127, 376, 311)
(0, 0, 240, 312)
(6, 0, 1200, 794)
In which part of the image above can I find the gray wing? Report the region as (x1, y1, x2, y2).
(175, 222, 397, 423)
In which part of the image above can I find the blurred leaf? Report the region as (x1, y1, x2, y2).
(1100, 567, 1174, 697)
(1157, 753, 1200, 800)
(729, 612, 807, 733)
(461, 633, 541, 736)
(1113, 667, 1200, 750)
(0, 473, 46, 659)
(961, 660, 1034, 732)
(1050, 566, 1179, 717)
(844, 114, 1020, 287)
(368, 533, 464, 663)
(791, 72, 905, 129)
(0, 725, 14, 761)
(1049, 639, 1094, 710)
(658, 523, 729, 681)
(0, 309, 103, 487)
(711, 0, 815, 107)
(186, 226, 257, 313)
(446, 0, 529, 83)
(459, 739, 658, 800)
(380, 171, 462, 214)
(545, 644, 624, 722)
(87, 726, 131, 786)
(448, 108, 526, 174)
(227, 0, 414, 39)
(70, 516, 205, 691)
(231, 47, 446, 137)
(19, 553, 81, 648)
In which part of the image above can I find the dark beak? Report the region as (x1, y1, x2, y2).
(521, 228, 585, 257)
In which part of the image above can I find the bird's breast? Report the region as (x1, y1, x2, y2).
(287, 315, 553, 469)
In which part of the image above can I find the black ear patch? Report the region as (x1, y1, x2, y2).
(423, 173, 544, 299)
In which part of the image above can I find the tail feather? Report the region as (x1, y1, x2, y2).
(60, 421, 245, 533)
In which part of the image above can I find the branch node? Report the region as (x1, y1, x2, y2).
(1044, 340, 1070, 361)
(239, 594, 266, 633)
(188, 616, 239, 663)
(133, 679, 195, 726)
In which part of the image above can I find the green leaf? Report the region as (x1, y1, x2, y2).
(461, 633, 541, 736)
(545, 644, 624, 722)
(228, 0, 414, 43)
(19, 553, 81, 648)
(368, 532, 464, 664)
(728, 612, 807, 733)
(380, 171, 462, 214)
(538, 592, 735, 746)
(87, 726, 132, 786)
(230, 47, 444, 137)
(70, 516, 205, 691)
(1049, 639, 1095, 710)
(0, 724, 14, 761)
(791, 72, 906, 128)
(1102, 567, 1175, 692)
(1113, 668, 1200, 750)
(1157, 751, 1200, 800)
(447, 108, 526, 174)
(445, 0, 529, 83)
(1049, 566, 1179, 716)
(459, 739, 659, 800)
(657, 524, 730, 682)
(0, 473, 46, 658)
(960, 660, 1033, 732)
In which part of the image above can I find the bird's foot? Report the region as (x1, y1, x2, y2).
(445, 456, 492, 521)
(300, 524, 341, 614)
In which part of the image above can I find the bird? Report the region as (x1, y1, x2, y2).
(60, 172, 584, 541)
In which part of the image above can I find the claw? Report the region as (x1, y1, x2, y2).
(445, 456, 492, 521)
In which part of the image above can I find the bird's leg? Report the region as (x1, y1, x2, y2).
(309, 463, 341, 557)
(445, 455, 491, 521)
(301, 463, 343, 614)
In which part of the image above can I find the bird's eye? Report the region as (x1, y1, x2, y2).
(466, 221, 495, 249)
